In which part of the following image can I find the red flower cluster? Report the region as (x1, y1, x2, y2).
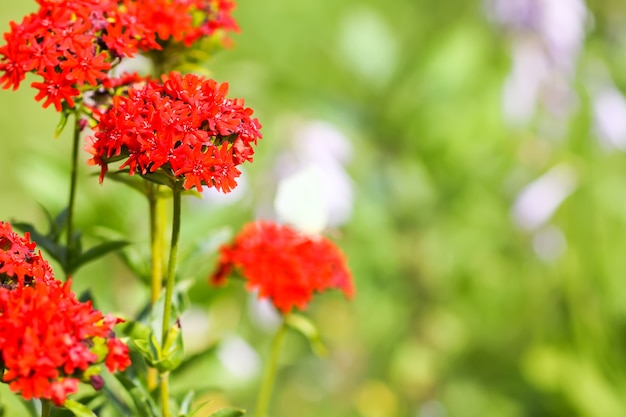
(87, 71, 262, 193)
(0, 0, 238, 111)
(211, 221, 354, 313)
(0, 222, 130, 406)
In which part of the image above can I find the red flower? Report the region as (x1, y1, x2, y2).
(0, 222, 130, 406)
(31, 72, 80, 112)
(87, 72, 262, 193)
(0, 0, 239, 111)
(210, 221, 354, 313)
(0, 221, 55, 287)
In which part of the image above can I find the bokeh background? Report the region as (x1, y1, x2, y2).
(3, 0, 626, 416)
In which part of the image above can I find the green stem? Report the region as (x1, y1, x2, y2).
(160, 373, 171, 417)
(160, 187, 181, 417)
(149, 184, 165, 304)
(41, 400, 51, 417)
(148, 183, 165, 391)
(65, 114, 81, 274)
(255, 319, 288, 417)
(162, 187, 181, 345)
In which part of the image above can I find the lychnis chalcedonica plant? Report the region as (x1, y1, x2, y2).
(0, 1, 354, 416)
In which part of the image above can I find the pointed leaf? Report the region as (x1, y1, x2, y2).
(132, 333, 161, 367)
(285, 314, 328, 357)
(114, 373, 159, 417)
(35, 203, 66, 242)
(156, 322, 184, 373)
(12, 222, 67, 267)
(178, 391, 195, 417)
(51, 208, 69, 241)
(77, 289, 95, 304)
(55, 110, 70, 138)
(206, 407, 246, 417)
(71, 240, 130, 272)
(64, 399, 97, 417)
(141, 171, 176, 188)
(104, 170, 149, 195)
(119, 319, 151, 341)
(68, 231, 83, 269)
(116, 246, 151, 285)
(17, 399, 38, 417)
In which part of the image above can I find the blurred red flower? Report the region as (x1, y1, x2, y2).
(210, 221, 354, 313)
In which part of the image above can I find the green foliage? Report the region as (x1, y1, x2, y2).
(2, 0, 626, 416)
(13, 206, 129, 276)
(63, 400, 97, 417)
(205, 408, 245, 417)
(285, 314, 327, 357)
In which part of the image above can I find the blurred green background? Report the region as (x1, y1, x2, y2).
(3, 0, 626, 416)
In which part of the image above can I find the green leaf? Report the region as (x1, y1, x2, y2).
(104, 170, 149, 195)
(119, 319, 151, 341)
(132, 333, 161, 366)
(205, 407, 246, 417)
(115, 246, 151, 285)
(64, 399, 97, 417)
(12, 222, 67, 268)
(77, 289, 95, 304)
(17, 399, 38, 417)
(114, 373, 160, 417)
(156, 321, 184, 373)
(141, 171, 177, 188)
(68, 231, 83, 269)
(285, 314, 328, 357)
(55, 110, 71, 138)
(178, 391, 195, 417)
(71, 240, 130, 272)
(35, 203, 66, 242)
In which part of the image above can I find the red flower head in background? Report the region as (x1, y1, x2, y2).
(210, 221, 354, 313)
(0, 0, 238, 111)
(86, 71, 262, 193)
(0, 222, 130, 406)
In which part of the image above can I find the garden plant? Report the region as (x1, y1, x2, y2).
(0, 1, 354, 416)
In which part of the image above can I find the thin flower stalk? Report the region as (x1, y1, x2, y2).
(160, 186, 182, 417)
(65, 114, 81, 273)
(255, 319, 288, 417)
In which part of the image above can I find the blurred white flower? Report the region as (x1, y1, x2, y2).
(533, 225, 567, 261)
(593, 87, 626, 150)
(487, 0, 588, 124)
(248, 294, 281, 331)
(274, 120, 354, 232)
(179, 305, 212, 355)
(275, 165, 328, 234)
(512, 164, 577, 230)
(502, 40, 549, 124)
(217, 335, 260, 380)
